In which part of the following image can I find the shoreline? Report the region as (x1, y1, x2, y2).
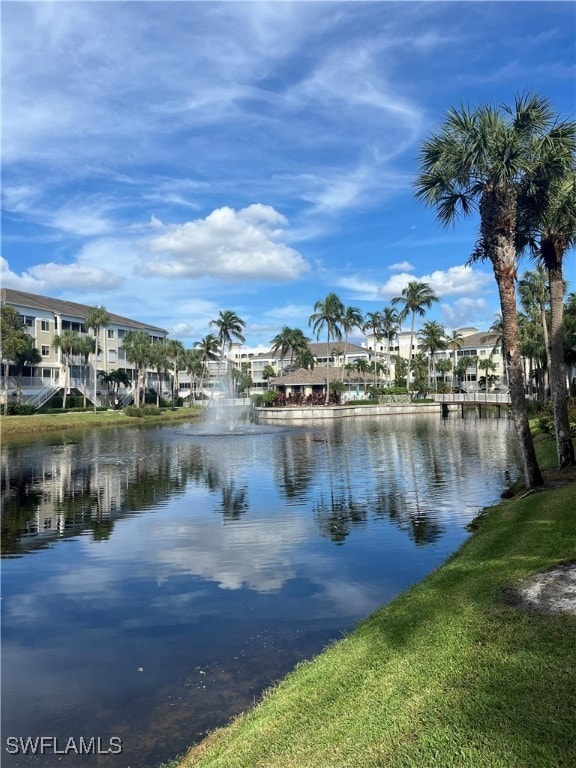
(174, 435, 576, 768)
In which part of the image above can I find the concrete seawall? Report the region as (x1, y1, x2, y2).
(255, 402, 442, 423)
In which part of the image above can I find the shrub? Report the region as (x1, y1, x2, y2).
(261, 390, 280, 406)
(124, 405, 162, 417)
(7, 403, 36, 415)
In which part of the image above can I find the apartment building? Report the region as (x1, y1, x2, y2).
(1, 288, 167, 406)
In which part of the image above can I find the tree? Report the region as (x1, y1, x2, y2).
(166, 339, 185, 408)
(522, 168, 576, 466)
(262, 364, 277, 389)
(445, 329, 464, 391)
(479, 356, 497, 396)
(1, 307, 28, 413)
(183, 348, 204, 404)
(122, 330, 152, 407)
(294, 347, 315, 370)
(210, 310, 246, 397)
(413, 93, 570, 488)
(13, 338, 42, 405)
(194, 334, 220, 398)
(418, 320, 446, 391)
(85, 306, 111, 413)
(392, 281, 439, 388)
(76, 335, 96, 408)
(518, 265, 551, 397)
(270, 327, 311, 372)
(52, 330, 81, 409)
(380, 306, 400, 386)
(309, 292, 344, 404)
(436, 357, 452, 385)
(148, 339, 171, 407)
(341, 306, 363, 379)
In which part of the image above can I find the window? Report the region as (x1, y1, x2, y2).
(41, 345, 50, 356)
(108, 329, 114, 339)
(41, 320, 50, 332)
(20, 314, 35, 327)
(61, 320, 85, 333)
(118, 329, 126, 339)
(118, 349, 126, 361)
(108, 349, 117, 363)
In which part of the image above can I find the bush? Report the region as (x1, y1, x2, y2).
(6, 403, 36, 415)
(260, 390, 280, 406)
(123, 405, 162, 417)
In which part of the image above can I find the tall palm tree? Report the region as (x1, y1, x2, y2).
(148, 338, 171, 406)
(414, 93, 570, 488)
(380, 306, 400, 386)
(210, 310, 246, 397)
(183, 348, 204, 403)
(122, 330, 152, 407)
(85, 306, 111, 413)
(308, 293, 344, 404)
(340, 306, 363, 380)
(52, 329, 81, 409)
(392, 281, 439, 388)
(76, 335, 96, 407)
(194, 334, 220, 398)
(518, 265, 551, 396)
(418, 320, 447, 391)
(445, 329, 464, 391)
(522, 169, 576, 466)
(166, 339, 185, 408)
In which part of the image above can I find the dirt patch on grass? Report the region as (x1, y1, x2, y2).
(513, 562, 576, 616)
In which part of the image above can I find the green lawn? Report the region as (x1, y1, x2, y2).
(0, 406, 202, 437)
(176, 435, 576, 768)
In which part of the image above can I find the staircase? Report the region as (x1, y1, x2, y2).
(28, 384, 61, 410)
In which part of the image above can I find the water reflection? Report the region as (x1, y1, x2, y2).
(1, 415, 519, 768)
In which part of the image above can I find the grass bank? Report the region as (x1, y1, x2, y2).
(0, 406, 202, 437)
(177, 435, 576, 768)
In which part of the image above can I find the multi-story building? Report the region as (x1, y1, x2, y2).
(1, 288, 167, 407)
(363, 326, 505, 391)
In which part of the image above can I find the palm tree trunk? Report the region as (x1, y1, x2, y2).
(407, 312, 415, 389)
(545, 244, 575, 467)
(495, 264, 543, 488)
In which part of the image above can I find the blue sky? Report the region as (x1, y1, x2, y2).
(2, 1, 575, 346)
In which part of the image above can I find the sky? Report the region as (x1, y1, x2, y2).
(2, 1, 575, 348)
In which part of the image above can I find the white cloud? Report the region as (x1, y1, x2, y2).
(144, 205, 309, 282)
(389, 261, 414, 272)
(379, 265, 492, 300)
(441, 298, 491, 328)
(0, 255, 123, 294)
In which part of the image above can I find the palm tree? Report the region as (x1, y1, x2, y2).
(183, 348, 204, 403)
(52, 329, 81, 409)
(166, 339, 185, 408)
(261, 364, 277, 389)
(75, 335, 96, 408)
(194, 334, 220, 398)
(85, 306, 111, 412)
(479, 355, 497, 397)
(122, 330, 152, 406)
(418, 320, 447, 391)
(148, 339, 171, 406)
(445, 329, 464, 391)
(436, 358, 452, 387)
(380, 306, 400, 386)
(392, 281, 439, 389)
(413, 93, 570, 488)
(522, 169, 576, 466)
(308, 293, 345, 404)
(270, 327, 311, 372)
(518, 265, 550, 397)
(340, 306, 363, 379)
(210, 310, 246, 397)
(294, 347, 315, 370)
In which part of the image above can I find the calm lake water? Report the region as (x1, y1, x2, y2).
(2, 413, 519, 768)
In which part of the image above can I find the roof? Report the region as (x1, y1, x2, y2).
(1, 288, 167, 334)
(455, 331, 499, 349)
(253, 341, 372, 361)
(275, 366, 379, 386)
